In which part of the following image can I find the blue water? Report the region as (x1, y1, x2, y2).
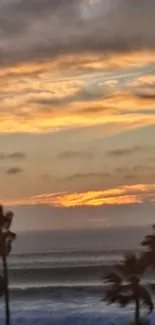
(0, 229, 154, 324)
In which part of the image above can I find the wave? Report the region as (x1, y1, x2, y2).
(9, 281, 155, 299)
(7, 265, 155, 285)
(11, 248, 137, 257)
(7, 262, 118, 271)
(8, 248, 139, 270)
(9, 283, 107, 298)
(6, 264, 114, 287)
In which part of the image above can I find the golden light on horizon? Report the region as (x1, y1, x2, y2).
(3, 184, 155, 208)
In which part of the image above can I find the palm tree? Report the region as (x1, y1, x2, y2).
(0, 205, 16, 325)
(104, 253, 153, 325)
(141, 225, 155, 270)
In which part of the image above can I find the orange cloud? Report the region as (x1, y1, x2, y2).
(1, 51, 155, 77)
(3, 184, 155, 207)
(1, 50, 155, 133)
(1, 87, 155, 133)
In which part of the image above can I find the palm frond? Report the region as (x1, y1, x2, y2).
(0, 275, 4, 297)
(104, 287, 132, 307)
(117, 294, 132, 307)
(0, 231, 16, 256)
(141, 234, 155, 248)
(104, 271, 122, 284)
(4, 231, 16, 255)
(4, 211, 13, 231)
(140, 286, 154, 313)
(116, 253, 144, 278)
(142, 251, 155, 268)
(141, 226, 155, 268)
(104, 286, 120, 304)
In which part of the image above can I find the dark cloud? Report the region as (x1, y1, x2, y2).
(58, 150, 94, 160)
(116, 165, 151, 180)
(62, 172, 111, 182)
(132, 165, 149, 172)
(116, 167, 129, 173)
(7, 152, 26, 159)
(30, 85, 106, 112)
(129, 82, 155, 102)
(121, 109, 155, 115)
(0, 152, 26, 160)
(77, 105, 109, 115)
(135, 93, 155, 100)
(6, 167, 23, 175)
(31, 98, 62, 108)
(124, 174, 136, 180)
(1, 0, 155, 66)
(106, 145, 146, 157)
(72, 86, 106, 103)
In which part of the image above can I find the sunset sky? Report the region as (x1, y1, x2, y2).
(1, 0, 155, 231)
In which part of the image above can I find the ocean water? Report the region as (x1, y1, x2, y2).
(0, 228, 154, 325)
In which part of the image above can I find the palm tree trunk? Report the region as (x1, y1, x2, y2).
(135, 298, 140, 325)
(2, 253, 10, 325)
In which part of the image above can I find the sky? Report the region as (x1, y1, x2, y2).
(1, 0, 155, 231)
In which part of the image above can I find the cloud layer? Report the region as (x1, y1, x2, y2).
(1, 0, 155, 66)
(1, 1, 155, 232)
(0, 1, 155, 133)
(4, 183, 155, 207)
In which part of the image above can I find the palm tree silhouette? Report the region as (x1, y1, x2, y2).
(0, 205, 16, 325)
(141, 225, 155, 270)
(104, 253, 153, 325)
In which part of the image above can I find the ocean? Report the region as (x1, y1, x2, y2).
(0, 228, 155, 325)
